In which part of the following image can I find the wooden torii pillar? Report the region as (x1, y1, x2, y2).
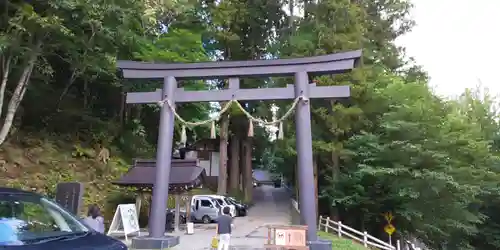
(117, 50, 361, 250)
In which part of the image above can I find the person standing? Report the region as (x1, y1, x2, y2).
(216, 206, 233, 250)
(83, 204, 105, 233)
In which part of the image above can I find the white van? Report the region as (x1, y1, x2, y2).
(191, 195, 237, 217)
(190, 196, 221, 224)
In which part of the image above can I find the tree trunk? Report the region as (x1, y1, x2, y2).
(119, 86, 126, 127)
(330, 151, 340, 221)
(313, 156, 318, 219)
(0, 55, 12, 119)
(217, 113, 229, 195)
(0, 47, 39, 145)
(54, 30, 96, 111)
(328, 99, 341, 221)
(229, 134, 240, 195)
(83, 79, 89, 109)
(54, 69, 78, 111)
(239, 139, 245, 192)
(242, 137, 253, 203)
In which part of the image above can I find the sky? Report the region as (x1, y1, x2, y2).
(396, 0, 500, 99)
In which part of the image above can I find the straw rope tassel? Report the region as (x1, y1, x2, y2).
(248, 119, 254, 137)
(210, 120, 216, 139)
(278, 121, 284, 139)
(159, 96, 303, 142)
(180, 125, 187, 146)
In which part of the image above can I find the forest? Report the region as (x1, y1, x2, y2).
(1, 0, 500, 249)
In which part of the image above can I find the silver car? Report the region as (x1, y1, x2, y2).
(190, 197, 221, 224)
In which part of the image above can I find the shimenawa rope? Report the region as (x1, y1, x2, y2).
(157, 96, 307, 144)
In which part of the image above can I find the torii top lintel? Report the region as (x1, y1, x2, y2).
(117, 50, 362, 79)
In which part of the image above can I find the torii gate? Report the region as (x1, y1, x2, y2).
(117, 50, 361, 250)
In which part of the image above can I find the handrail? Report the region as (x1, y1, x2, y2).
(317, 216, 423, 250)
(318, 216, 395, 250)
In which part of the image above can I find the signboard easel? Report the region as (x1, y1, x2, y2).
(265, 225, 309, 249)
(107, 204, 141, 241)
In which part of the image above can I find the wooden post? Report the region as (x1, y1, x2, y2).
(174, 194, 181, 232)
(267, 227, 272, 245)
(185, 195, 191, 222)
(135, 192, 143, 219)
(325, 217, 329, 233)
(363, 231, 368, 247)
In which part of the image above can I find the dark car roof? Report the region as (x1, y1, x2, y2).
(0, 187, 39, 196)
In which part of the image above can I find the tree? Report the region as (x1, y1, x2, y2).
(0, 2, 68, 145)
(0, 0, 214, 219)
(193, 0, 286, 197)
(450, 87, 500, 250)
(268, 0, 500, 248)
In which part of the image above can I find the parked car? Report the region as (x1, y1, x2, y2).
(0, 187, 127, 249)
(191, 195, 236, 217)
(226, 197, 248, 217)
(190, 196, 221, 224)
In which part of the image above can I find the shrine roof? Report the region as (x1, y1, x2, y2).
(112, 159, 206, 190)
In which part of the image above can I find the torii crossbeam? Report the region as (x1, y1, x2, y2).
(117, 50, 362, 250)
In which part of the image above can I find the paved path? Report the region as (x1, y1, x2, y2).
(170, 185, 291, 249)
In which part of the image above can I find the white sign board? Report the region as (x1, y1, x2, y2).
(107, 204, 140, 241)
(275, 229, 287, 246)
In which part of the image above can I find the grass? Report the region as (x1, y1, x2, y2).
(0, 135, 131, 216)
(318, 231, 367, 250)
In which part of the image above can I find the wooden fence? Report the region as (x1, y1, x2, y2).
(318, 216, 422, 250)
(319, 215, 394, 250)
(290, 198, 420, 250)
(285, 182, 423, 250)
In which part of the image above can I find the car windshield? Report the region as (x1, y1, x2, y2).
(224, 198, 235, 205)
(210, 198, 222, 208)
(215, 199, 224, 206)
(228, 197, 241, 204)
(0, 193, 89, 246)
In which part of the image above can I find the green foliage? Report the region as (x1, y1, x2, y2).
(71, 144, 95, 158)
(332, 80, 498, 248)
(1, 0, 500, 249)
(265, 1, 500, 249)
(0, 0, 211, 224)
